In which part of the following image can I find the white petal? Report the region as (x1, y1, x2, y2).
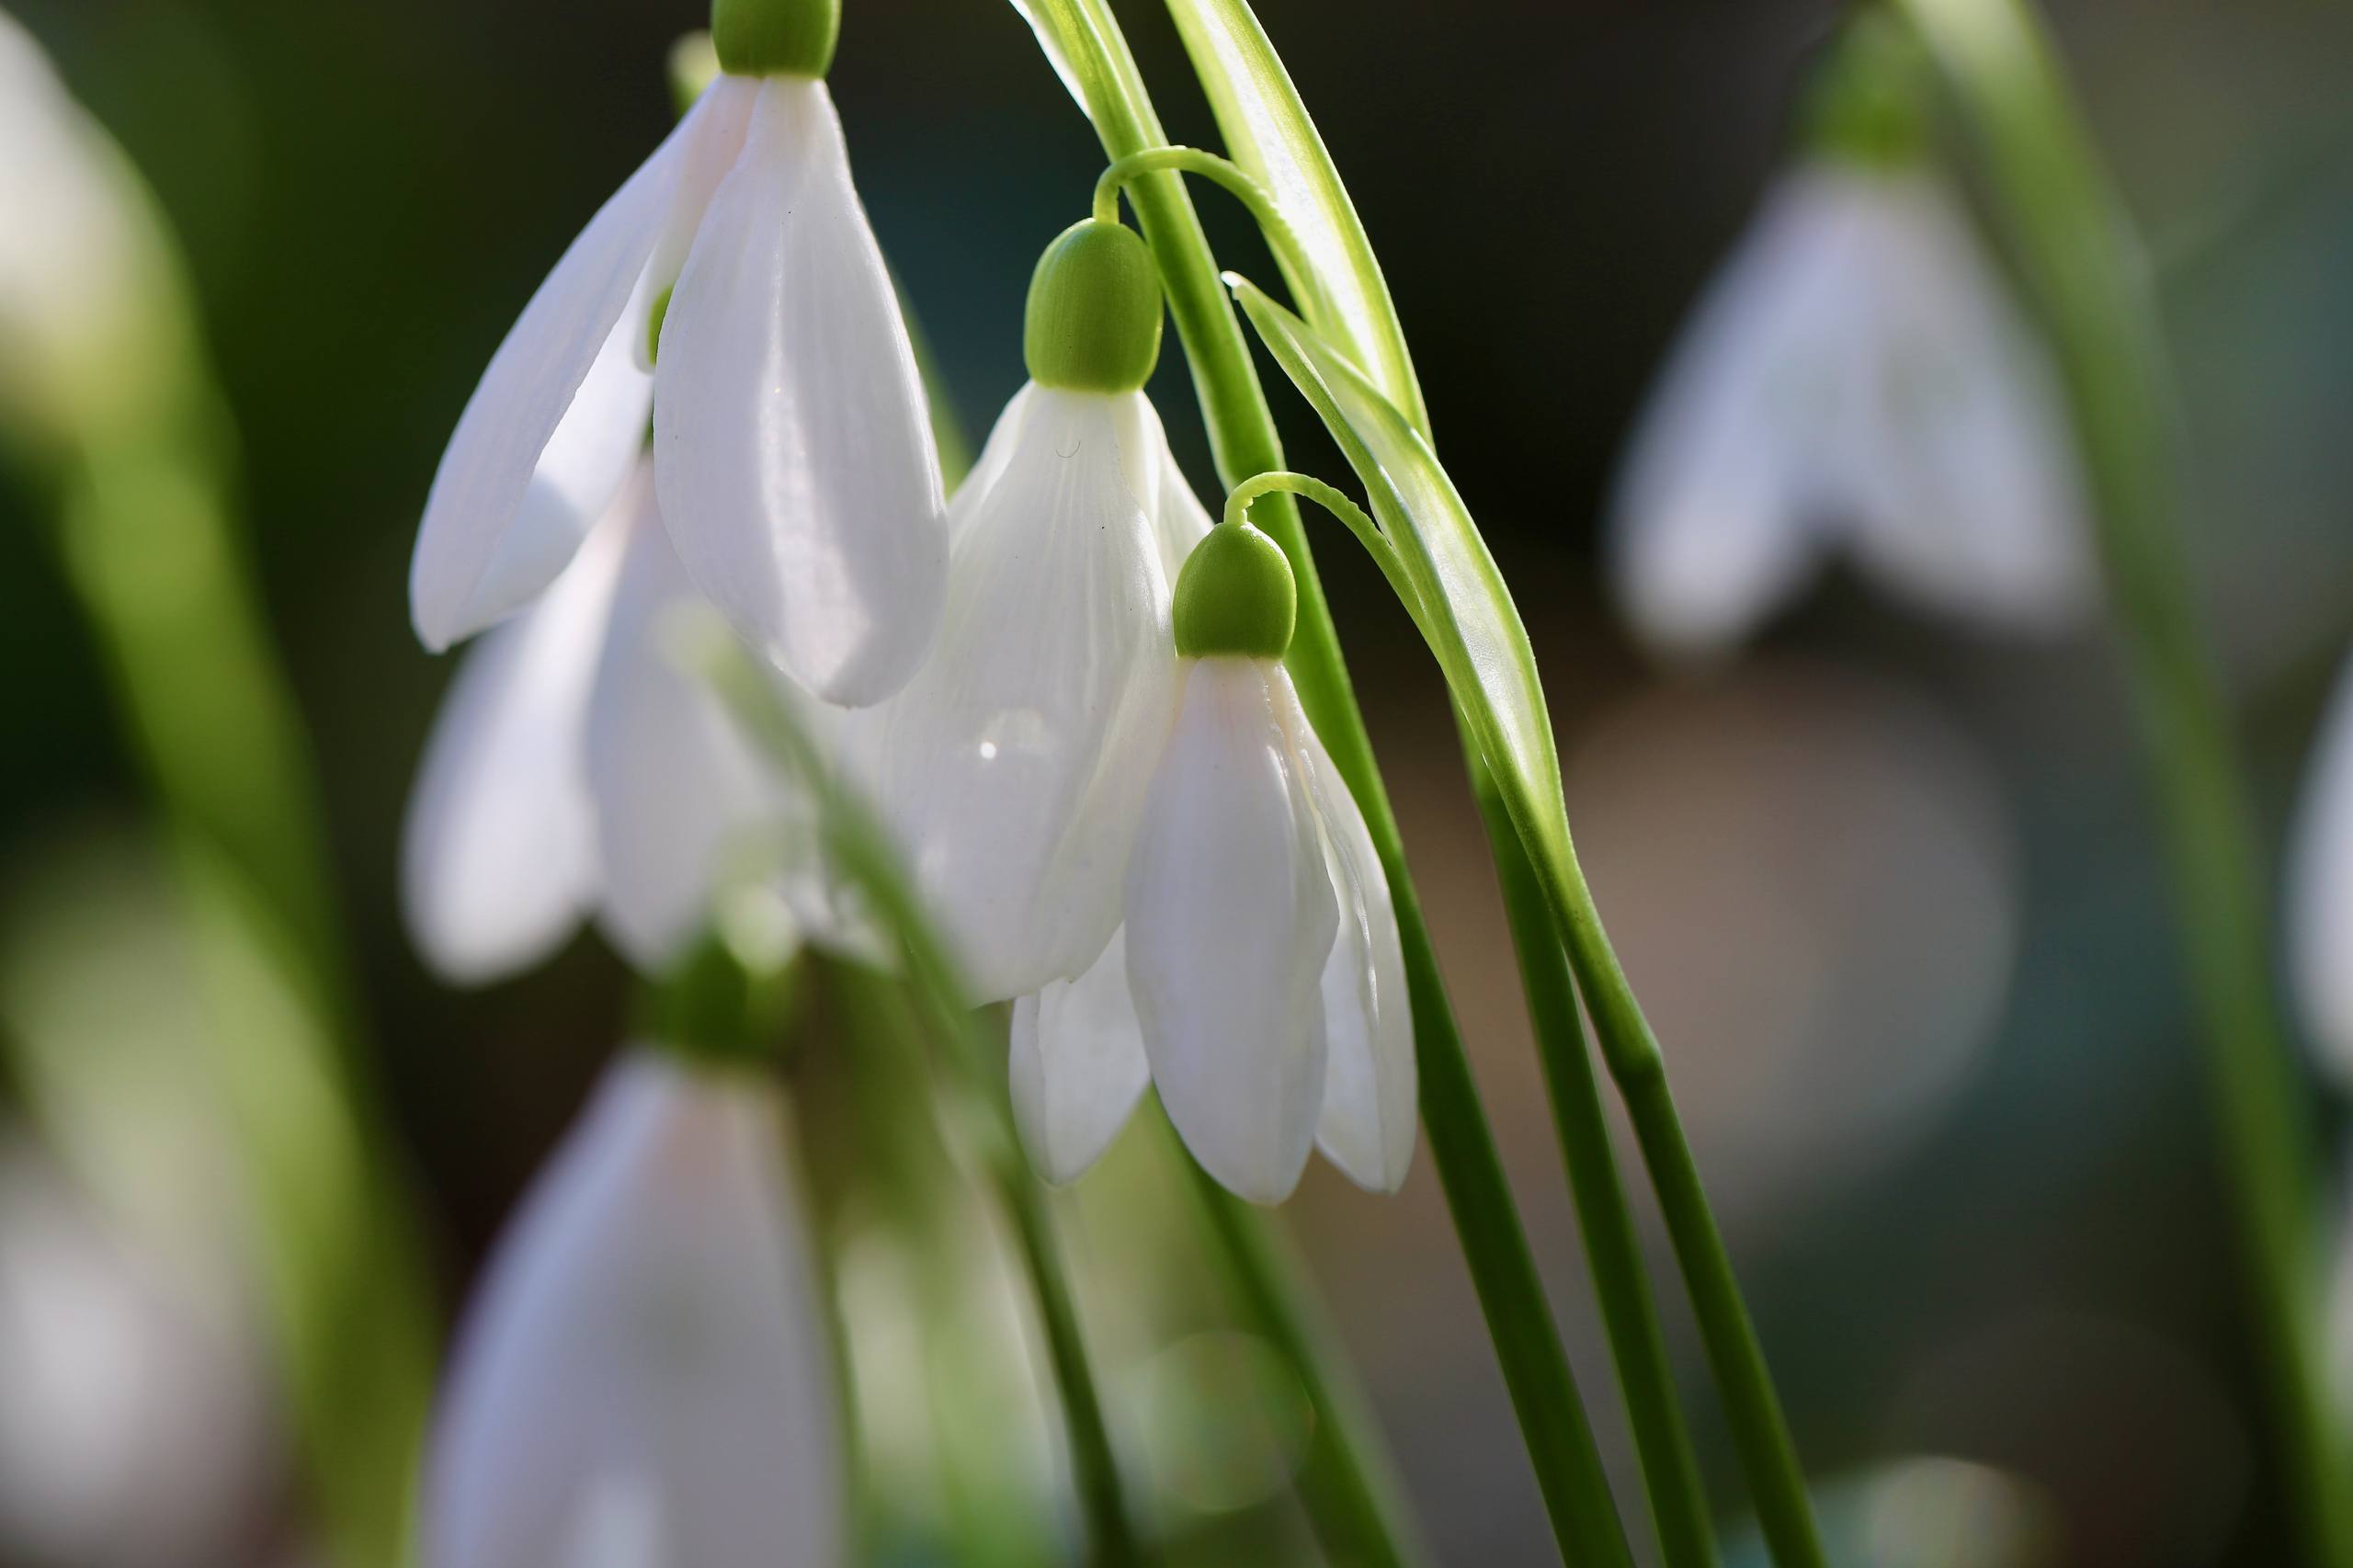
(400, 502, 630, 983)
(2292, 655, 2353, 1085)
(408, 80, 754, 651)
(1135, 393, 1216, 587)
(584, 483, 792, 971)
(1609, 170, 1870, 653)
(1279, 680, 1415, 1192)
(427, 1051, 844, 1568)
(1009, 929, 1152, 1185)
(1836, 168, 2095, 632)
(1125, 660, 1336, 1204)
(654, 76, 948, 706)
(868, 386, 1179, 1001)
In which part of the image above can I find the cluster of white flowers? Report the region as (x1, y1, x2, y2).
(405, 1, 1414, 1559)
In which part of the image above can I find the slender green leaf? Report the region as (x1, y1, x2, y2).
(1229, 278, 1572, 913)
(1164, 0, 1426, 430)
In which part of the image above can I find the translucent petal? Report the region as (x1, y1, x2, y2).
(426, 1051, 844, 1568)
(868, 387, 1178, 1001)
(1837, 168, 2095, 632)
(1609, 169, 1870, 653)
(1125, 660, 1336, 1204)
(1136, 393, 1216, 586)
(584, 479, 791, 971)
(399, 502, 629, 983)
(654, 76, 948, 706)
(1009, 928, 1152, 1185)
(2291, 655, 2353, 1085)
(408, 81, 753, 651)
(1279, 676, 1415, 1192)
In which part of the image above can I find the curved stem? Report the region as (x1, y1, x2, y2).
(1470, 758, 1721, 1568)
(1893, 0, 2353, 1561)
(1092, 145, 1336, 328)
(1017, 4, 1631, 1561)
(1225, 470, 1421, 631)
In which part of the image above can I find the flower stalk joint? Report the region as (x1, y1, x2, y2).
(1023, 220, 1165, 394)
(710, 0, 838, 80)
(1174, 521, 1295, 661)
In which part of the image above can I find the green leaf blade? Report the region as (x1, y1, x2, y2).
(1229, 277, 1568, 883)
(1165, 0, 1427, 432)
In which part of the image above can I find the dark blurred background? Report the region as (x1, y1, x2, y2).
(6, 0, 2353, 1562)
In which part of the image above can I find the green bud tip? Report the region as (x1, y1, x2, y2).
(1024, 220, 1164, 394)
(1174, 522, 1296, 661)
(1801, 11, 1932, 171)
(710, 0, 838, 79)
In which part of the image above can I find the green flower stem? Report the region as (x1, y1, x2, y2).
(692, 641, 1139, 1568)
(1469, 760, 1719, 1568)
(1017, 4, 1632, 1559)
(1499, 767, 1820, 1568)
(1224, 471, 1417, 617)
(1893, 1, 2353, 1561)
(1092, 145, 1338, 330)
(1183, 1165, 1433, 1568)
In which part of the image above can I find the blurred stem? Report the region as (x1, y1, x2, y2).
(51, 420, 434, 1567)
(1468, 747, 1720, 1568)
(696, 649, 1140, 1568)
(1893, 0, 2353, 1562)
(1017, 4, 1631, 1560)
(1183, 1162, 1433, 1568)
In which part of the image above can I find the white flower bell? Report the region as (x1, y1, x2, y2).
(866, 220, 1211, 1002)
(403, 456, 835, 983)
(1012, 523, 1416, 1204)
(408, 0, 945, 707)
(426, 1049, 844, 1568)
(1609, 58, 2091, 654)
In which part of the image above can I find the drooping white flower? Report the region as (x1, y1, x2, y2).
(1610, 158, 2092, 654)
(1012, 523, 1415, 1203)
(2290, 654, 2353, 1085)
(404, 458, 837, 983)
(427, 1049, 844, 1568)
(864, 220, 1209, 1002)
(408, 1, 945, 706)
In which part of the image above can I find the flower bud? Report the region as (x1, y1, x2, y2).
(1023, 220, 1164, 394)
(710, 0, 839, 79)
(1173, 522, 1295, 660)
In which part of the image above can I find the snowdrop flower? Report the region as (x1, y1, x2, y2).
(2290, 654, 2353, 1085)
(866, 219, 1211, 1001)
(408, 0, 946, 706)
(1012, 523, 1415, 1204)
(427, 1049, 843, 1568)
(404, 456, 838, 983)
(1609, 64, 2092, 654)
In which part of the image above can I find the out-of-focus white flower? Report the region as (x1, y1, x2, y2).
(407, 11, 945, 707)
(0, 1136, 274, 1568)
(0, 10, 190, 444)
(864, 220, 1206, 1003)
(404, 457, 846, 983)
(2289, 655, 2353, 1084)
(1610, 160, 2092, 653)
(427, 1049, 844, 1568)
(1011, 523, 1415, 1204)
